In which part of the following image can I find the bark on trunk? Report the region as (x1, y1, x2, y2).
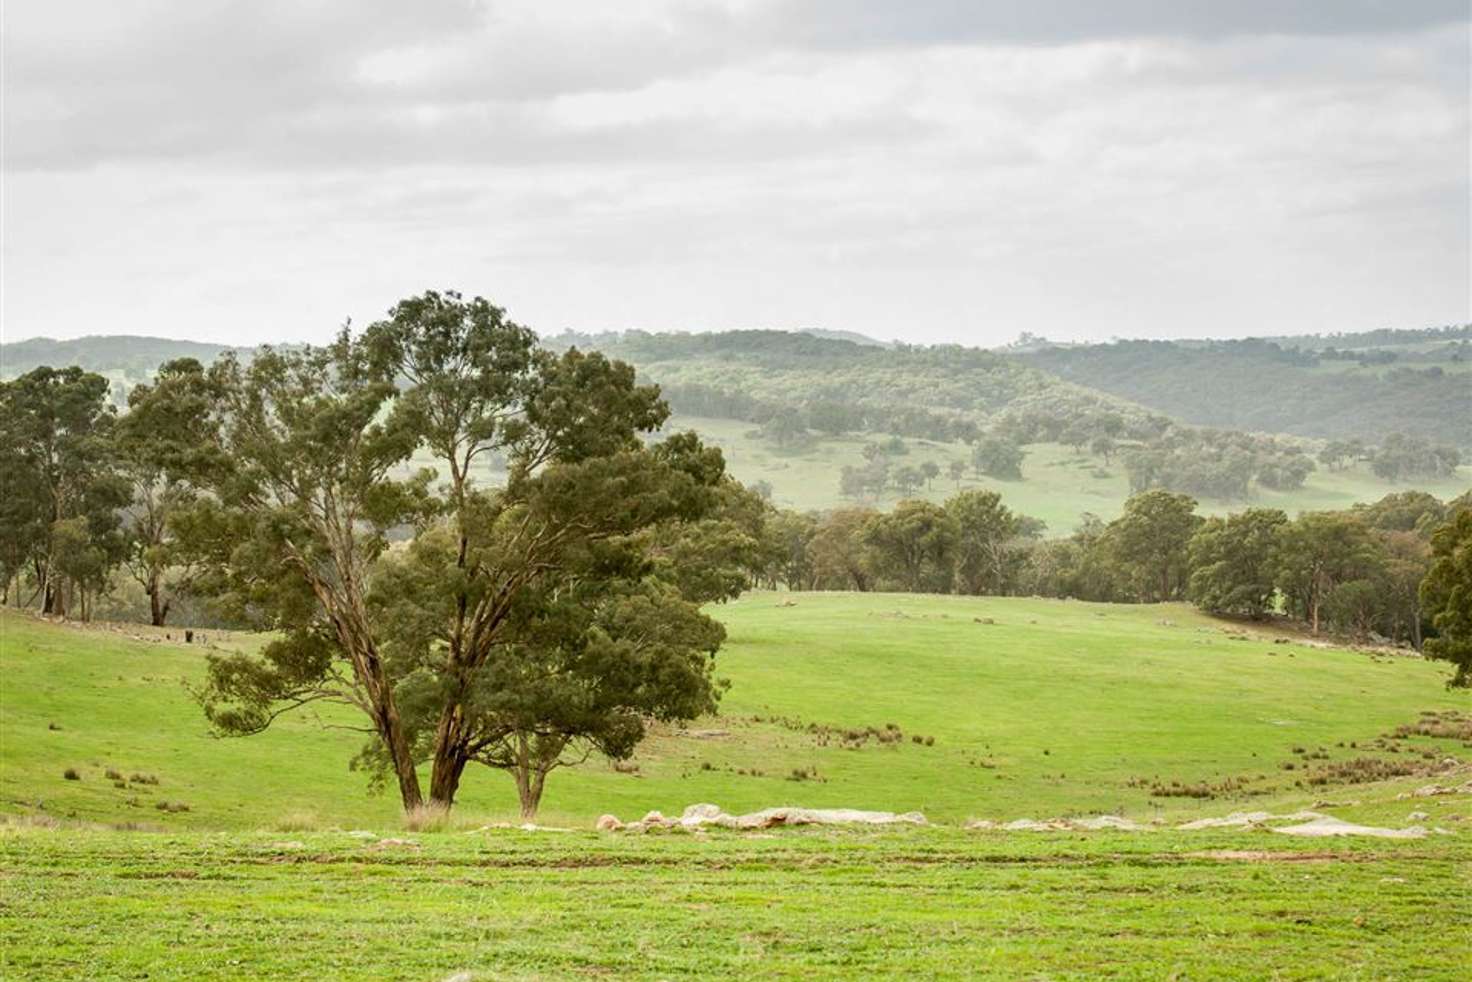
(514, 765, 547, 820)
(148, 572, 169, 627)
(43, 580, 65, 618)
(380, 703, 423, 811)
(428, 708, 469, 809)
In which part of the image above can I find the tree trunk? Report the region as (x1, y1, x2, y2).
(428, 706, 469, 808)
(380, 704, 423, 812)
(513, 764, 547, 821)
(44, 580, 65, 618)
(318, 582, 422, 811)
(148, 570, 168, 627)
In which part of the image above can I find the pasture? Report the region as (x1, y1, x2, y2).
(3, 594, 1470, 979)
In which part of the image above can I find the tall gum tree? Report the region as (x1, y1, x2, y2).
(189, 335, 431, 808)
(193, 291, 738, 813)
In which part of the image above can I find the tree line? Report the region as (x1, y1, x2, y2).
(757, 488, 1472, 686)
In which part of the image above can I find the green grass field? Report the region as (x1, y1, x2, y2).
(3, 596, 1470, 979)
(669, 416, 1472, 530)
(4, 595, 1467, 828)
(4, 827, 1469, 980)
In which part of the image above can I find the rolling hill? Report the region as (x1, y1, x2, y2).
(5, 595, 1470, 980)
(3, 594, 1465, 829)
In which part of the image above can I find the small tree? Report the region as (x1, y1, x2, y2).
(1272, 512, 1382, 634)
(761, 414, 808, 450)
(1186, 508, 1288, 617)
(1104, 490, 1202, 602)
(920, 460, 940, 489)
(949, 489, 1024, 596)
(0, 367, 129, 617)
(893, 465, 923, 496)
(1420, 510, 1472, 687)
(456, 584, 725, 819)
(948, 459, 967, 488)
(862, 500, 957, 593)
(972, 436, 1025, 481)
(809, 508, 878, 591)
(114, 359, 226, 625)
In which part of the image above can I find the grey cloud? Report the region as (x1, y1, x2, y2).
(768, 0, 1469, 48)
(2, 1, 1465, 345)
(8, 1, 1467, 173)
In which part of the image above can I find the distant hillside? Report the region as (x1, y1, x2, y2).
(798, 328, 892, 348)
(0, 336, 244, 383)
(1019, 328, 1472, 447)
(8, 325, 1467, 449)
(542, 328, 1146, 442)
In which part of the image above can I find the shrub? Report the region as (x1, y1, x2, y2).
(62, 768, 80, 781)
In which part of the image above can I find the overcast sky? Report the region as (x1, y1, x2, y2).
(4, 1, 1469, 347)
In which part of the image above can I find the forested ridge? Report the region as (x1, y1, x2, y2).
(10, 324, 1468, 448)
(1, 336, 243, 384)
(1019, 331, 1472, 446)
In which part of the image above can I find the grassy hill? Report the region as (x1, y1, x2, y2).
(4, 594, 1465, 829)
(5, 596, 1470, 980)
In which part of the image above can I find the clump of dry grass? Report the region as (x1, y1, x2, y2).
(272, 810, 327, 833)
(402, 803, 452, 833)
(1, 813, 62, 830)
(1304, 757, 1422, 786)
(1394, 712, 1472, 742)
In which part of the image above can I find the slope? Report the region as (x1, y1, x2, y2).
(2, 594, 1465, 831)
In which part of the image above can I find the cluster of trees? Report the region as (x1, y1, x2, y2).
(1319, 434, 1463, 482)
(761, 488, 1472, 685)
(1367, 433, 1463, 482)
(835, 436, 1024, 501)
(1, 292, 776, 819)
(759, 490, 1046, 596)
